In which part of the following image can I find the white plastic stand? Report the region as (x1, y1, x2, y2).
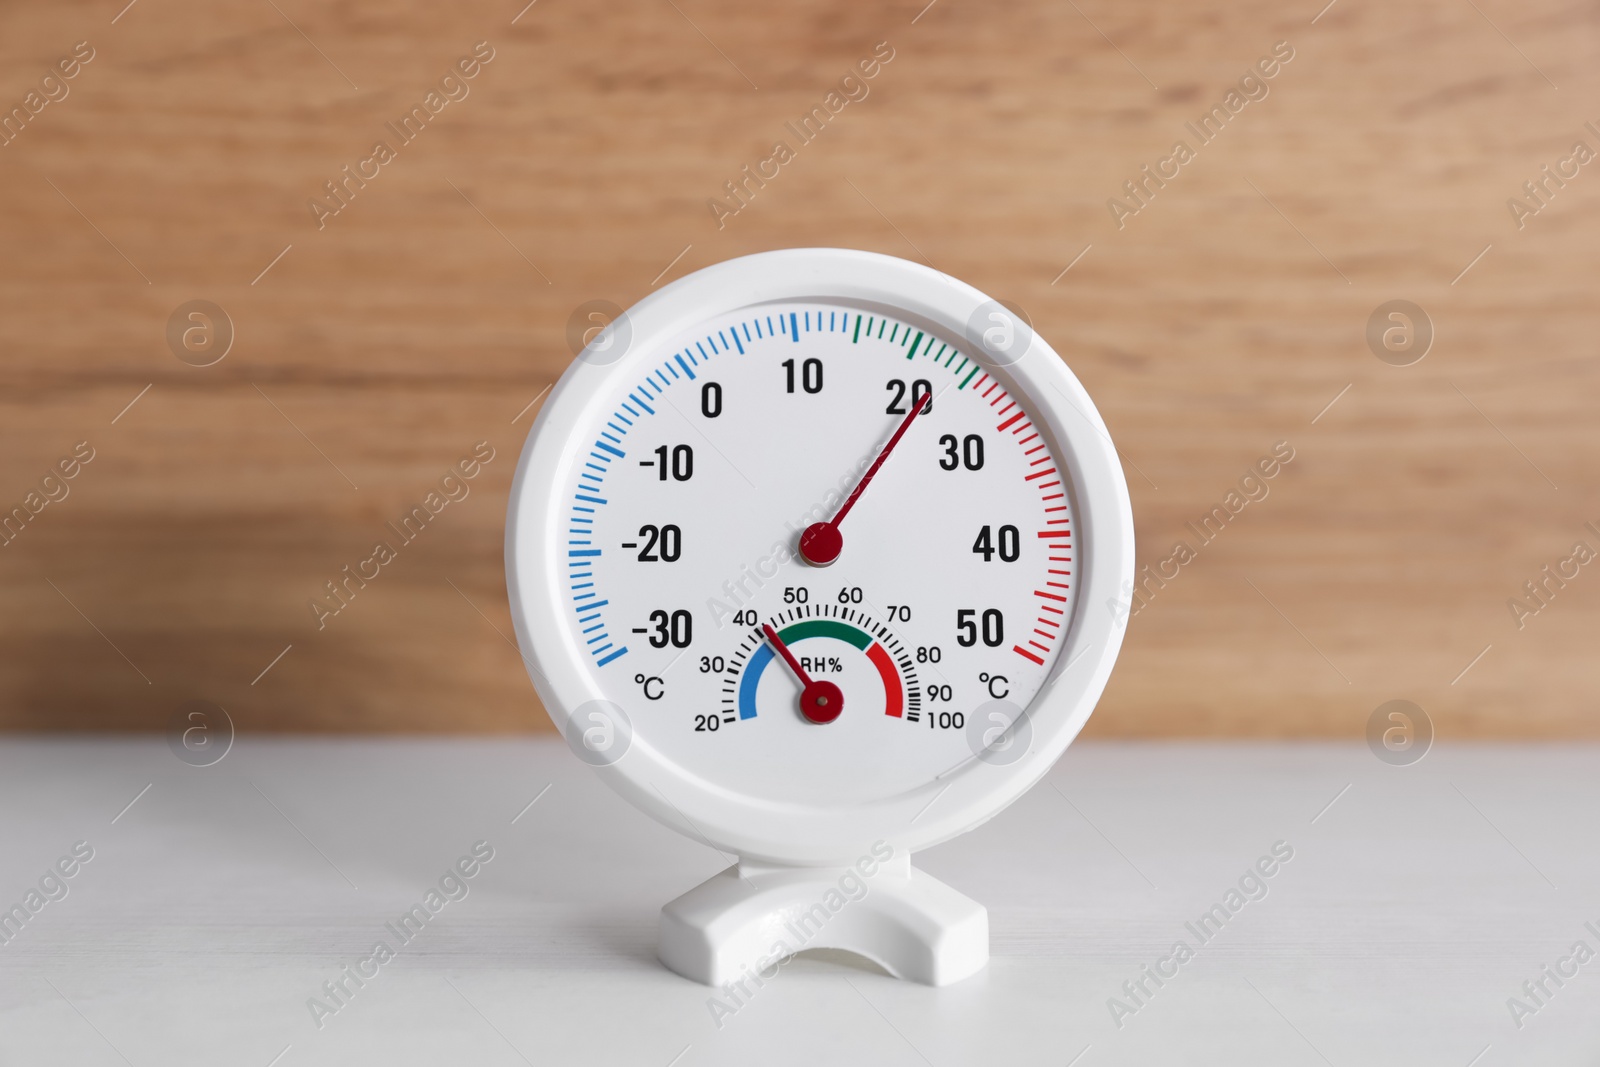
(658, 851, 988, 987)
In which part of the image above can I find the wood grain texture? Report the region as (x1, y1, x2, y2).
(0, 0, 1596, 736)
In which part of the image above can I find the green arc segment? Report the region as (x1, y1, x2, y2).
(775, 618, 871, 650)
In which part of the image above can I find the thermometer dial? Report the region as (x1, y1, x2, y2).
(507, 249, 1133, 865)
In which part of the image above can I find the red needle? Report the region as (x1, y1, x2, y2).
(762, 623, 843, 724)
(798, 391, 931, 567)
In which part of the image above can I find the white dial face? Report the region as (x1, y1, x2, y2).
(553, 300, 1078, 809)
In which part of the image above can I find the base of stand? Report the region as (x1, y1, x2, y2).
(659, 852, 988, 987)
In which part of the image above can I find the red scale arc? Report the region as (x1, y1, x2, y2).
(983, 391, 1074, 667)
(866, 642, 904, 718)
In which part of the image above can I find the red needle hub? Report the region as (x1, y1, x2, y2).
(799, 391, 931, 567)
(762, 623, 843, 724)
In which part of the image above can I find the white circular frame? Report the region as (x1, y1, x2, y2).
(506, 248, 1134, 864)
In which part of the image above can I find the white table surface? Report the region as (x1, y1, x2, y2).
(0, 737, 1595, 1066)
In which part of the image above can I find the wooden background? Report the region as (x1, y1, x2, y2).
(1, 0, 1596, 737)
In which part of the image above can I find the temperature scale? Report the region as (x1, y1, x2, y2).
(506, 248, 1133, 985)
